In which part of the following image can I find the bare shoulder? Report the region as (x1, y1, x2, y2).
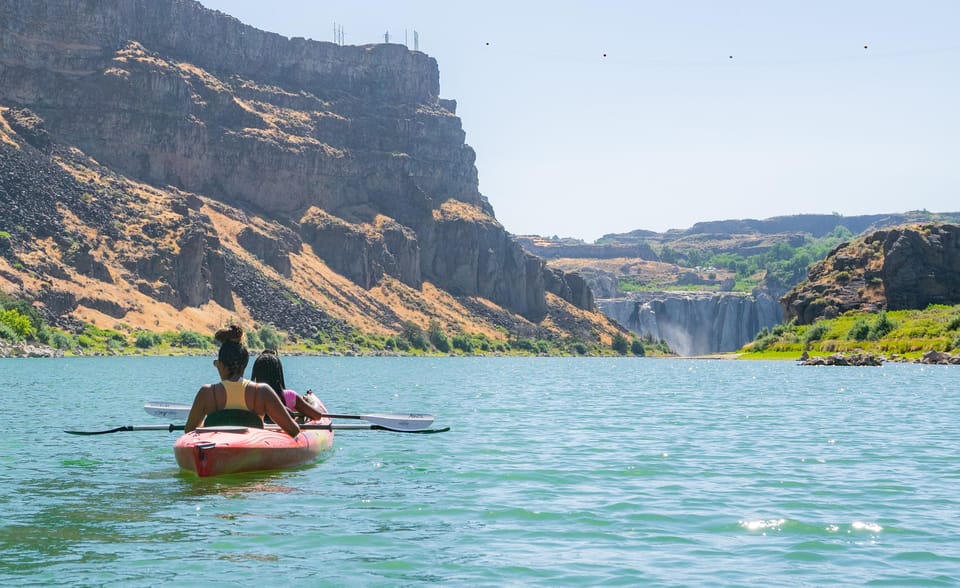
(253, 381, 276, 399)
(197, 383, 218, 395)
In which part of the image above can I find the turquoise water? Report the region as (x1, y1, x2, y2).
(1, 357, 958, 586)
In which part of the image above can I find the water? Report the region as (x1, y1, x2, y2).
(2, 357, 958, 586)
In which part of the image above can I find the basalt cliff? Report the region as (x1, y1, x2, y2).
(0, 0, 609, 343)
(782, 223, 960, 324)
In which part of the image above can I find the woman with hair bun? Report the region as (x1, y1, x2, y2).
(184, 325, 301, 437)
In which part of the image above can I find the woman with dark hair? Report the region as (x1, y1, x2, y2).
(184, 325, 301, 437)
(251, 349, 330, 422)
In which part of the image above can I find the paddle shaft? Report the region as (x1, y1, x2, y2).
(65, 423, 449, 435)
(144, 403, 434, 429)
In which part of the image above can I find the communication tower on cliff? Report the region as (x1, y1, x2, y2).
(414, 30, 419, 51)
(384, 30, 390, 43)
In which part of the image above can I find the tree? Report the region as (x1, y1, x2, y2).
(612, 332, 629, 355)
(428, 320, 450, 353)
(402, 321, 427, 349)
(257, 324, 284, 350)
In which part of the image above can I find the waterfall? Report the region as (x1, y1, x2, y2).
(597, 291, 783, 356)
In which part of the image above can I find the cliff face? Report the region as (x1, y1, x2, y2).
(599, 292, 782, 356)
(782, 223, 960, 324)
(0, 0, 604, 339)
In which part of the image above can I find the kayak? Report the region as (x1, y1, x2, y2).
(174, 420, 334, 477)
(175, 395, 334, 477)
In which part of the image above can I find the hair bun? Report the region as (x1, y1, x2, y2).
(214, 324, 245, 345)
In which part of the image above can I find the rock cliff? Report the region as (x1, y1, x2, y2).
(598, 291, 782, 356)
(782, 223, 960, 324)
(0, 0, 608, 341)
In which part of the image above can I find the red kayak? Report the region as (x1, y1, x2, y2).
(174, 420, 334, 477)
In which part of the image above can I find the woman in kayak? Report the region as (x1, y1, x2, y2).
(184, 325, 301, 437)
(251, 349, 329, 422)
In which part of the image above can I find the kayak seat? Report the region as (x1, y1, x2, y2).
(204, 409, 263, 429)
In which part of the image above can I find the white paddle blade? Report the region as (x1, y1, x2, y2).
(359, 413, 435, 430)
(144, 402, 190, 420)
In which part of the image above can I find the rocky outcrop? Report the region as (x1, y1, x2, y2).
(543, 268, 593, 311)
(0, 0, 594, 325)
(598, 291, 782, 356)
(301, 209, 421, 289)
(237, 227, 299, 278)
(0, 341, 64, 358)
(881, 225, 960, 310)
(800, 352, 883, 366)
(919, 350, 960, 365)
(783, 224, 960, 324)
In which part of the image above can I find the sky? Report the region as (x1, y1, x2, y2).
(198, 1, 959, 242)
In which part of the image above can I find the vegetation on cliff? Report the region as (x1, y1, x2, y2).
(739, 304, 960, 360)
(0, 290, 657, 357)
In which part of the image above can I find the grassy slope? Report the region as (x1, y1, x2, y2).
(738, 304, 960, 360)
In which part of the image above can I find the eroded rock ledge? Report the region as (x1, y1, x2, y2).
(799, 350, 960, 366)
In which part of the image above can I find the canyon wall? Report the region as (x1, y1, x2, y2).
(0, 0, 596, 329)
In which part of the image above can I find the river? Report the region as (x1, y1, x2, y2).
(2, 357, 958, 586)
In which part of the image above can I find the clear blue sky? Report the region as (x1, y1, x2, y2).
(199, 1, 959, 242)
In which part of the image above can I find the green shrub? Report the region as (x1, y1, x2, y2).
(134, 331, 163, 349)
(452, 335, 474, 353)
(257, 324, 283, 350)
(573, 342, 588, 355)
(173, 330, 210, 349)
(751, 331, 779, 351)
(612, 332, 629, 355)
(401, 321, 427, 350)
(428, 321, 450, 353)
(847, 319, 871, 341)
(802, 322, 829, 346)
(869, 312, 896, 340)
(515, 339, 537, 353)
(0, 308, 35, 340)
(946, 315, 960, 331)
(630, 339, 645, 356)
(50, 331, 73, 350)
(246, 330, 263, 350)
(35, 325, 51, 344)
(0, 322, 18, 342)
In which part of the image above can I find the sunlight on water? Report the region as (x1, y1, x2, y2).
(0, 358, 958, 586)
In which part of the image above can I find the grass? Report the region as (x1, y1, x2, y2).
(0, 309, 663, 358)
(739, 304, 960, 360)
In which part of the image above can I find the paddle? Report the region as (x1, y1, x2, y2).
(64, 423, 450, 435)
(143, 402, 435, 430)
